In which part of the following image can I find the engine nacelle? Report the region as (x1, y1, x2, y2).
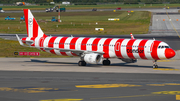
(84, 53, 102, 64)
(120, 58, 137, 63)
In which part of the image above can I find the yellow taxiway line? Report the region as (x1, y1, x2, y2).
(40, 99, 83, 101)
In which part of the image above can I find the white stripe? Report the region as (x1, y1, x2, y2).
(97, 38, 107, 53)
(54, 37, 62, 55)
(28, 10, 33, 37)
(43, 37, 51, 53)
(121, 39, 130, 58)
(109, 38, 118, 58)
(86, 38, 96, 51)
(144, 40, 154, 59)
(26, 37, 31, 44)
(34, 37, 41, 49)
(64, 37, 73, 56)
(132, 39, 142, 59)
(37, 27, 44, 37)
(157, 42, 166, 59)
(75, 37, 84, 50)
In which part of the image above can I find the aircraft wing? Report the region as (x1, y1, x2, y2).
(42, 47, 104, 55)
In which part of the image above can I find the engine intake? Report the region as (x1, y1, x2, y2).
(84, 53, 102, 64)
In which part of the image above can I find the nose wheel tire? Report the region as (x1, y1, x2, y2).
(153, 60, 158, 68)
(153, 64, 158, 68)
(78, 61, 86, 66)
(103, 59, 111, 65)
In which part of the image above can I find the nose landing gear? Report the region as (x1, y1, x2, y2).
(153, 60, 158, 68)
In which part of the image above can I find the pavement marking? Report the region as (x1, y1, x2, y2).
(153, 68, 179, 71)
(152, 91, 180, 95)
(157, 60, 175, 62)
(176, 95, 180, 100)
(75, 83, 142, 88)
(0, 87, 75, 93)
(40, 99, 83, 101)
(147, 83, 180, 86)
(91, 94, 163, 100)
(166, 10, 180, 38)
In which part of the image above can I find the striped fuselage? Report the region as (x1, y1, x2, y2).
(22, 36, 169, 60)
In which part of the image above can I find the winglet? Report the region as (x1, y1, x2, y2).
(16, 34, 24, 46)
(130, 33, 134, 39)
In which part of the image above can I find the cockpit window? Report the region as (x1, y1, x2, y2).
(158, 46, 170, 48)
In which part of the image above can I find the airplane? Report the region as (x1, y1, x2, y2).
(16, 9, 176, 68)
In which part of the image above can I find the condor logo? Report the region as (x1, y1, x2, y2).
(28, 18, 33, 25)
(127, 49, 144, 53)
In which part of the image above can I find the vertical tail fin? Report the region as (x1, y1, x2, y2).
(23, 9, 47, 38)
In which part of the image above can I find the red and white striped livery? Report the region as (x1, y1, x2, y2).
(16, 9, 176, 68)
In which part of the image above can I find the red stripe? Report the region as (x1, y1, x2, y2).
(23, 9, 29, 37)
(81, 38, 90, 50)
(70, 37, 79, 49)
(151, 41, 161, 60)
(115, 39, 124, 58)
(70, 37, 79, 56)
(48, 37, 57, 54)
(59, 37, 68, 56)
(138, 40, 148, 59)
(43, 34, 47, 37)
(92, 38, 101, 51)
(103, 38, 112, 58)
(22, 38, 27, 44)
(33, 18, 38, 37)
(126, 39, 136, 59)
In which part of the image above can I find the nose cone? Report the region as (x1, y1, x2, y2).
(165, 48, 176, 59)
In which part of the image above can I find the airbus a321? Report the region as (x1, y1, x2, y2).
(16, 9, 176, 68)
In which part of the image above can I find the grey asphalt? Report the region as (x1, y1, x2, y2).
(0, 70, 179, 101)
(151, 15, 180, 34)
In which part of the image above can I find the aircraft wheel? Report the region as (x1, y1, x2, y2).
(153, 64, 158, 68)
(78, 61, 86, 66)
(103, 59, 111, 65)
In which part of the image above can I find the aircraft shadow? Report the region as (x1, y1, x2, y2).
(25, 59, 175, 69)
(25, 59, 77, 65)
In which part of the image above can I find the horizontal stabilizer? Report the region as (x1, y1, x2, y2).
(16, 34, 24, 46)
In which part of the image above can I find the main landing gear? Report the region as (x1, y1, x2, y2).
(153, 60, 158, 68)
(78, 60, 86, 66)
(103, 59, 111, 65)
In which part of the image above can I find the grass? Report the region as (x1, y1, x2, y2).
(0, 11, 150, 35)
(1, 4, 180, 10)
(0, 38, 69, 57)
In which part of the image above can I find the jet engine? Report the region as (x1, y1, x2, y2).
(84, 53, 102, 64)
(120, 58, 137, 63)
